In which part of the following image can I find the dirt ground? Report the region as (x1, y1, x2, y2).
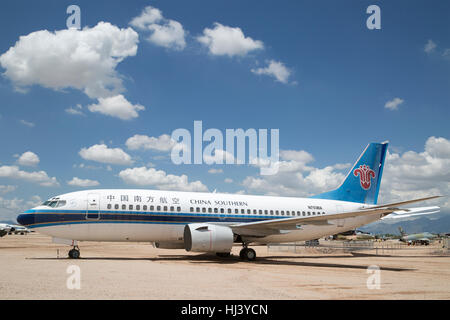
(0, 233, 449, 299)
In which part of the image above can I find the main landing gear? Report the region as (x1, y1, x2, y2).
(68, 246, 80, 259)
(239, 245, 256, 261)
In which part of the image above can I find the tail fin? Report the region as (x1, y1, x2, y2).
(398, 227, 406, 236)
(311, 142, 388, 204)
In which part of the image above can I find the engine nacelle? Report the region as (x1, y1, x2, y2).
(184, 223, 234, 253)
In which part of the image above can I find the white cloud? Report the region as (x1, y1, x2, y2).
(0, 195, 42, 221)
(0, 22, 138, 99)
(88, 95, 145, 120)
(0, 165, 59, 187)
(67, 177, 100, 187)
(79, 144, 133, 165)
(130, 6, 186, 51)
(378, 136, 450, 210)
(119, 167, 208, 192)
(424, 39, 437, 54)
(241, 137, 450, 211)
(17, 151, 40, 167)
(197, 23, 264, 57)
(65, 104, 84, 116)
(19, 120, 34, 127)
(0, 185, 17, 194)
(224, 178, 233, 183)
(251, 60, 292, 84)
(203, 149, 236, 165)
(208, 168, 223, 174)
(147, 20, 186, 51)
(129, 6, 163, 30)
(242, 149, 344, 197)
(126, 134, 176, 152)
(384, 97, 404, 111)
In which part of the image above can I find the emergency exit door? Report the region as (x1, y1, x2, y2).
(86, 193, 100, 219)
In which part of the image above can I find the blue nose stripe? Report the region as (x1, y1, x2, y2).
(17, 213, 35, 227)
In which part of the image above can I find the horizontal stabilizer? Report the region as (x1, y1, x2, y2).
(382, 206, 440, 220)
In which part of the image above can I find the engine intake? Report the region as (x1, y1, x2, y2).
(184, 223, 234, 253)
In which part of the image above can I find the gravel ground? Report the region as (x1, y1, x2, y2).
(0, 233, 449, 299)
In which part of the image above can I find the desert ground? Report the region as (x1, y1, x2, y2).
(0, 233, 449, 299)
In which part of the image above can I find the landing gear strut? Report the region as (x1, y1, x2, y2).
(68, 246, 80, 259)
(239, 245, 256, 261)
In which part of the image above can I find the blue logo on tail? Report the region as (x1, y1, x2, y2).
(311, 142, 388, 204)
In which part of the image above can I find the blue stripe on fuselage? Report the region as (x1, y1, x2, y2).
(18, 209, 285, 229)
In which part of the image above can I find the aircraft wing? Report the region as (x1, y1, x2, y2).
(229, 196, 441, 237)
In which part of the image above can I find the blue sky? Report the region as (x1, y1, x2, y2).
(0, 0, 449, 221)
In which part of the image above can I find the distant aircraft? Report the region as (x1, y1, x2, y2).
(398, 227, 438, 245)
(0, 223, 13, 237)
(333, 230, 376, 241)
(0, 223, 31, 237)
(8, 224, 32, 235)
(16, 142, 441, 260)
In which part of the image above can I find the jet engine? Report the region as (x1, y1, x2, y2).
(184, 223, 234, 253)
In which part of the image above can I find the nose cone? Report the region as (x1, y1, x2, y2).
(17, 212, 35, 227)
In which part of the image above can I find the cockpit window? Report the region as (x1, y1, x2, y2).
(42, 200, 66, 208)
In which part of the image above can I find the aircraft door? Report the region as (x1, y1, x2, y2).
(86, 193, 100, 220)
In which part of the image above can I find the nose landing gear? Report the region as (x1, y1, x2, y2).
(68, 246, 80, 259)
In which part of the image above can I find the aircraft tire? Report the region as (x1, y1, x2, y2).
(69, 248, 80, 259)
(245, 248, 256, 261)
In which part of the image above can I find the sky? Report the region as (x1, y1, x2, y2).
(0, 0, 449, 222)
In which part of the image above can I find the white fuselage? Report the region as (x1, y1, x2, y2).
(18, 189, 381, 245)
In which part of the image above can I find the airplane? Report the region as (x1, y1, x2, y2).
(16, 141, 441, 260)
(0, 223, 13, 237)
(398, 227, 438, 245)
(8, 224, 32, 235)
(0, 223, 31, 237)
(333, 230, 376, 241)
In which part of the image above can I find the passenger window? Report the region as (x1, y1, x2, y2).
(302, 211, 305, 216)
(276, 210, 279, 215)
(227, 208, 231, 214)
(163, 206, 168, 212)
(247, 209, 251, 214)
(270, 210, 273, 215)
(122, 204, 126, 210)
(202, 207, 206, 213)
(150, 205, 154, 211)
(196, 207, 200, 213)
(190, 207, 194, 212)
(214, 208, 218, 213)
(170, 206, 174, 212)
(114, 204, 119, 210)
(177, 207, 181, 212)
(264, 210, 268, 215)
(136, 205, 140, 210)
(157, 206, 161, 211)
(281, 211, 285, 216)
(208, 208, 212, 213)
(307, 212, 311, 216)
(235, 209, 239, 214)
(143, 205, 147, 211)
(220, 208, 224, 213)
(107, 204, 111, 209)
